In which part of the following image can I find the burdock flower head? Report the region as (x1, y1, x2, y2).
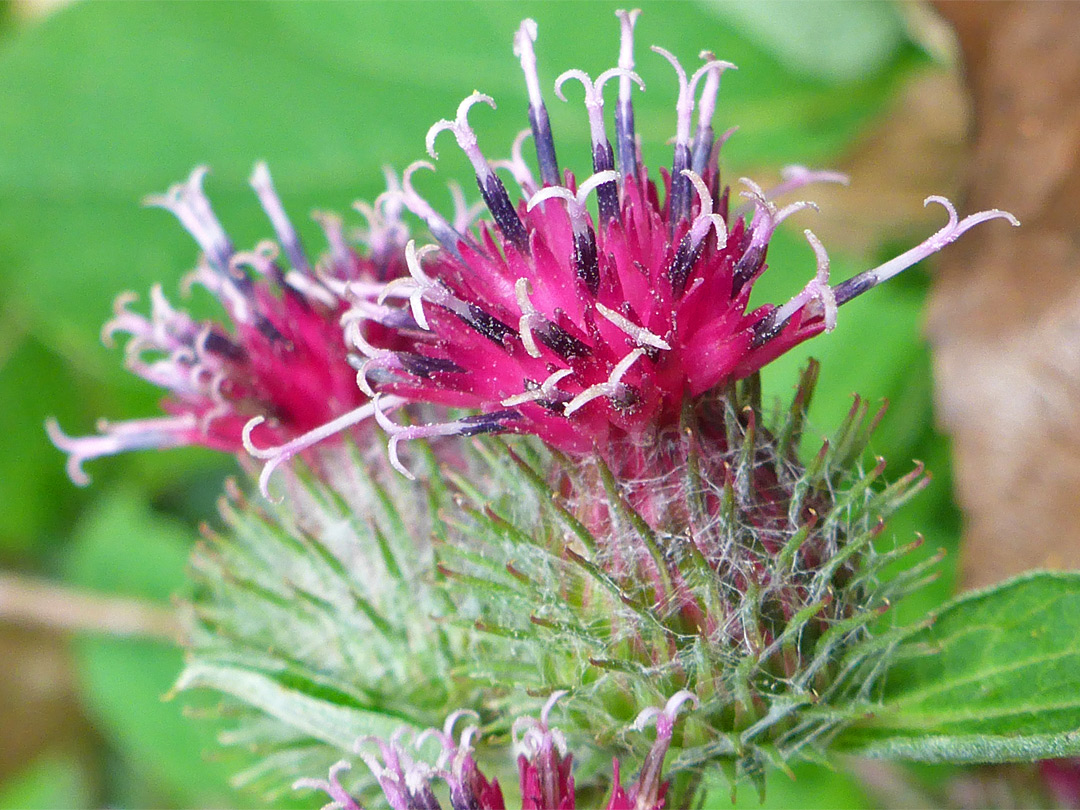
(47, 162, 409, 485)
(334, 12, 1015, 484)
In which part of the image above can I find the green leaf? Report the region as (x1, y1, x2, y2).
(0, 328, 85, 548)
(839, 571, 1080, 762)
(0, 754, 93, 810)
(718, 760, 873, 809)
(176, 661, 415, 750)
(702, 0, 909, 82)
(64, 489, 247, 808)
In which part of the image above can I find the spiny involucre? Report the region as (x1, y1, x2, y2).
(48, 9, 1017, 809)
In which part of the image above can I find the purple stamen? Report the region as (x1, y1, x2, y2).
(614, 9, 642, 179)
(751, 229, 836, 348)
(555, 67, 644, 225)
(144, 166, 237, 279)
(378, 240, 473, 331)
(428, 92, 530, 252)
(501, 367, 574, 408)
(47, 414, 196, 487)
(250, 162, 311, 276)
(563, 348, 646, 416)
(514, 19, 560, 188)
(397, 161, 467, 258)
(527, 170, 617, 293)
(292, 760, 363, 810)
(628, 690, 699, 810)
(651, 47, 735, 224)
(667, 169, 727, 294)
(833, 196, 1020, 305)
(753, 198, 1019, 349)
(731, 178, 818, 296)
(373, 395, 520, 480)
(242, 395, 406, 500)
(355, 736, 419, 810)
(513, 692, 572, 810)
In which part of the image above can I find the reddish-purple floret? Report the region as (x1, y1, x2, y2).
(340, 13, 1017, 479)
(48, 163, 408, 486)
(294, 691, 695, 810)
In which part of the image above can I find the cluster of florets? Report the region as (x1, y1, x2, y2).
(295, 692, 696, 810)
(48, 11, 1015, 494)
(45, 162, 417, 485)
(335, 12, 1016, 483)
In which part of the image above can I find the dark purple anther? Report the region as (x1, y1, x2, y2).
(458, 409, 524, 436)
(667, 169, 727, 296)
(614, 10, 641, 180)
(555, 67, 643, 228)
(572, 227, 601, 295)
(537, 322, 591, 361)
(591, 141, 619, 226)
(428, 93, 531, 254)
(669, 141, 693, 223)
(528, 169, 618, 296)
(254, 312, 290, 350)
(832, 275, 874, 306)
(748, 309, 783, 349)
(730, 241, 766, 298)
(479, 171, 530, 252)
(666, 232, 700, 297)
(398, 352, 467, 377)
(250, 162, 311, 276)
(652, 48, 735, 227)
(515, 20, 560, 187)
(464, 304, 516, 345)
(202, 330, 247, 362)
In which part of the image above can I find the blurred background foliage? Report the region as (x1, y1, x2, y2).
(0, 1, 970, 807)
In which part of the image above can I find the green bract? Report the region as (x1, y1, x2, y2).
(179, 364, 931, 805)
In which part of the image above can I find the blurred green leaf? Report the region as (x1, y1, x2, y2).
(702, 0, 909, 82)
(716, 760, 872, 808)
(840, 572, 1080, 762)
(63, 489, 248, 808)
(0, 326, 84, 549)
(64, 488, 190, 600)
(0, 753, 92, 810)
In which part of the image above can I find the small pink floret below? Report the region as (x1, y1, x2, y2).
(295, 691, 695, 810)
